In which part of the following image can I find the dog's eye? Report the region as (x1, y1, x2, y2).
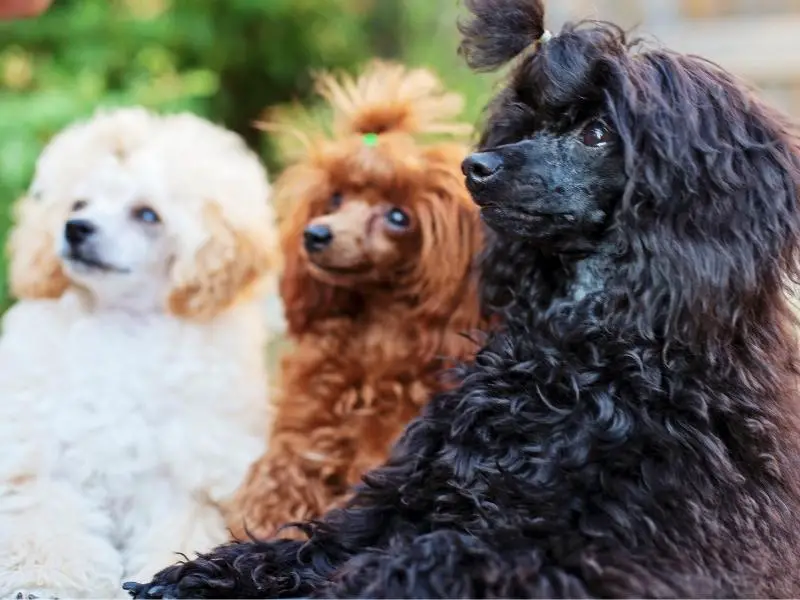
(132, 206, 161, 224)
(71, 199, 87, 212)
(580, 121, 612, 147)
(385, 207, 411, 231)
(330, 192, 343, 210)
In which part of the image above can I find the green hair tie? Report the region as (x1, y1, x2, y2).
(362, 132, 379, 147)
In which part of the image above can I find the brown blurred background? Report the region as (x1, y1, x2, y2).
(550, 0, 800, 114)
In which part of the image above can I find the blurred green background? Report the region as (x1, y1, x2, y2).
(0, 0, 497, 310)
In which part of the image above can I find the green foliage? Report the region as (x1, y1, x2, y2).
(400, 0, 497, 129)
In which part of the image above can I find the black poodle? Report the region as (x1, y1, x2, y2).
(126, 0, 800, 597)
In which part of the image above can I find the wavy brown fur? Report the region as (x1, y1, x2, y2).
(223, 60, 485, 542)
(128, 1, 800, 597)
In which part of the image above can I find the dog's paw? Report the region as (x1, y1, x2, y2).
(122, 582, 175, 599)
(122, 564, 194, 600)
(5, 590, 62, 600)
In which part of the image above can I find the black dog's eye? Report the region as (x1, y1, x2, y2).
(330, 192, 343, 210)
(132, 206, 161, 224)
(71, 199, 87, 212)
(385, 207, 411, 230)
(581, 121, 612, 147)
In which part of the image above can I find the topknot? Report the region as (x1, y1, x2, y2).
(257, 60, 471, 163)
(458, 0, 547, 72)
(313, 59, 471, 138)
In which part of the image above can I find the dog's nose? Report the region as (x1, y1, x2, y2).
(462, 152, 504, 185)
(303, 224, 333, 253)
(64, 219, 96, 246)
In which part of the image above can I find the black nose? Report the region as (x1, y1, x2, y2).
(303, 224, 333, 253)
(64, 219, 96, 246)
(462, 152, 504, 185)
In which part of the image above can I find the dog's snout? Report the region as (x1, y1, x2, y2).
(64, 219, 96, 247)
(303, 224, 334, 253)
(462, 152, 504, 185)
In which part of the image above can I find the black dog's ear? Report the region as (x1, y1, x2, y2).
(611, 52, 800, 344)
(458, 0, 547, 72)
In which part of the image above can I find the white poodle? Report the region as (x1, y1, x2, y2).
(0, 107, 280, 598)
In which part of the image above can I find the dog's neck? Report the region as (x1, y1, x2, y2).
(504, 243, 616, 321)
(566, 251, 613, 304)
(359, 294, 428, 325)
(70, 279, 169, 316)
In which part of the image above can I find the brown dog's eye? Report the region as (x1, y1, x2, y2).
(385, 207, 410, 231)
(71, 199, 87, 212)
(330, 192, 343, 210)
(132, 206, 161, 224)
(581, 120, 612, 147)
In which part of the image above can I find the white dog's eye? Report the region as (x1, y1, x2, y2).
(71, 199, 87, 212)
(132, 206, 161, 224)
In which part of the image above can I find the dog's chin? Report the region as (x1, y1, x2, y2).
(307, 260, 374, 286)
(480, 205, 604, 253)
(62, 251, 129, 275)
(480, 205, 559, 237)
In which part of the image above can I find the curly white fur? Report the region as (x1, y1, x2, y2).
(0, 108, 279, 598)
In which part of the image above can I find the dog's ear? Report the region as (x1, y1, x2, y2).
(168, 202, 279, 320)
(410, 143, 483, 332)
(276, 163, 360, 336)
(7, 194, 69, 300)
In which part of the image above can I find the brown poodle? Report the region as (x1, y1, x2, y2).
(225, 60, 485, 541)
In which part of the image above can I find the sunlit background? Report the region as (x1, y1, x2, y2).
(1, 0, 799, 310)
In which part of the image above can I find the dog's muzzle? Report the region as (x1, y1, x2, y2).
(64, 218, 96, 249)
(462, 151, 504, 191)
(303, 223, 334, 253)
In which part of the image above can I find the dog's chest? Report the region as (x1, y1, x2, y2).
(350, 320, 431, 372)
(46, 314, 245, 487)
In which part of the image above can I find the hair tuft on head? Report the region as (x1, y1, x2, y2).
(312, 59, 472, 139)
(255, 61, 471, 167)
(458, 0, 547, 72)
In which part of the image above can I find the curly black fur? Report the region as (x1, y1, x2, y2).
(126, 0, 800, 597)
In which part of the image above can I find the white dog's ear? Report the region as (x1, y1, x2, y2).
(168, 202, 279, 320)
(6, 195, 69, 300)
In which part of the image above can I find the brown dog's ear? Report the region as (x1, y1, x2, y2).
(411, 143, 484, 332)
(168, 202, 279, 320)
(275, 163, 360, 336)
(7, 195, 69, 300)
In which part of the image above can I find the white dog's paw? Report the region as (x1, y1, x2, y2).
(5, 590, 63, 600)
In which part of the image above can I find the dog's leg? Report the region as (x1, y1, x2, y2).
(122, 538, 320, 599)
(322, 529, 590, 599)
(123, 498, 404, 599)
(123, 527, 590, 599)
(0, 478, 124, 599)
